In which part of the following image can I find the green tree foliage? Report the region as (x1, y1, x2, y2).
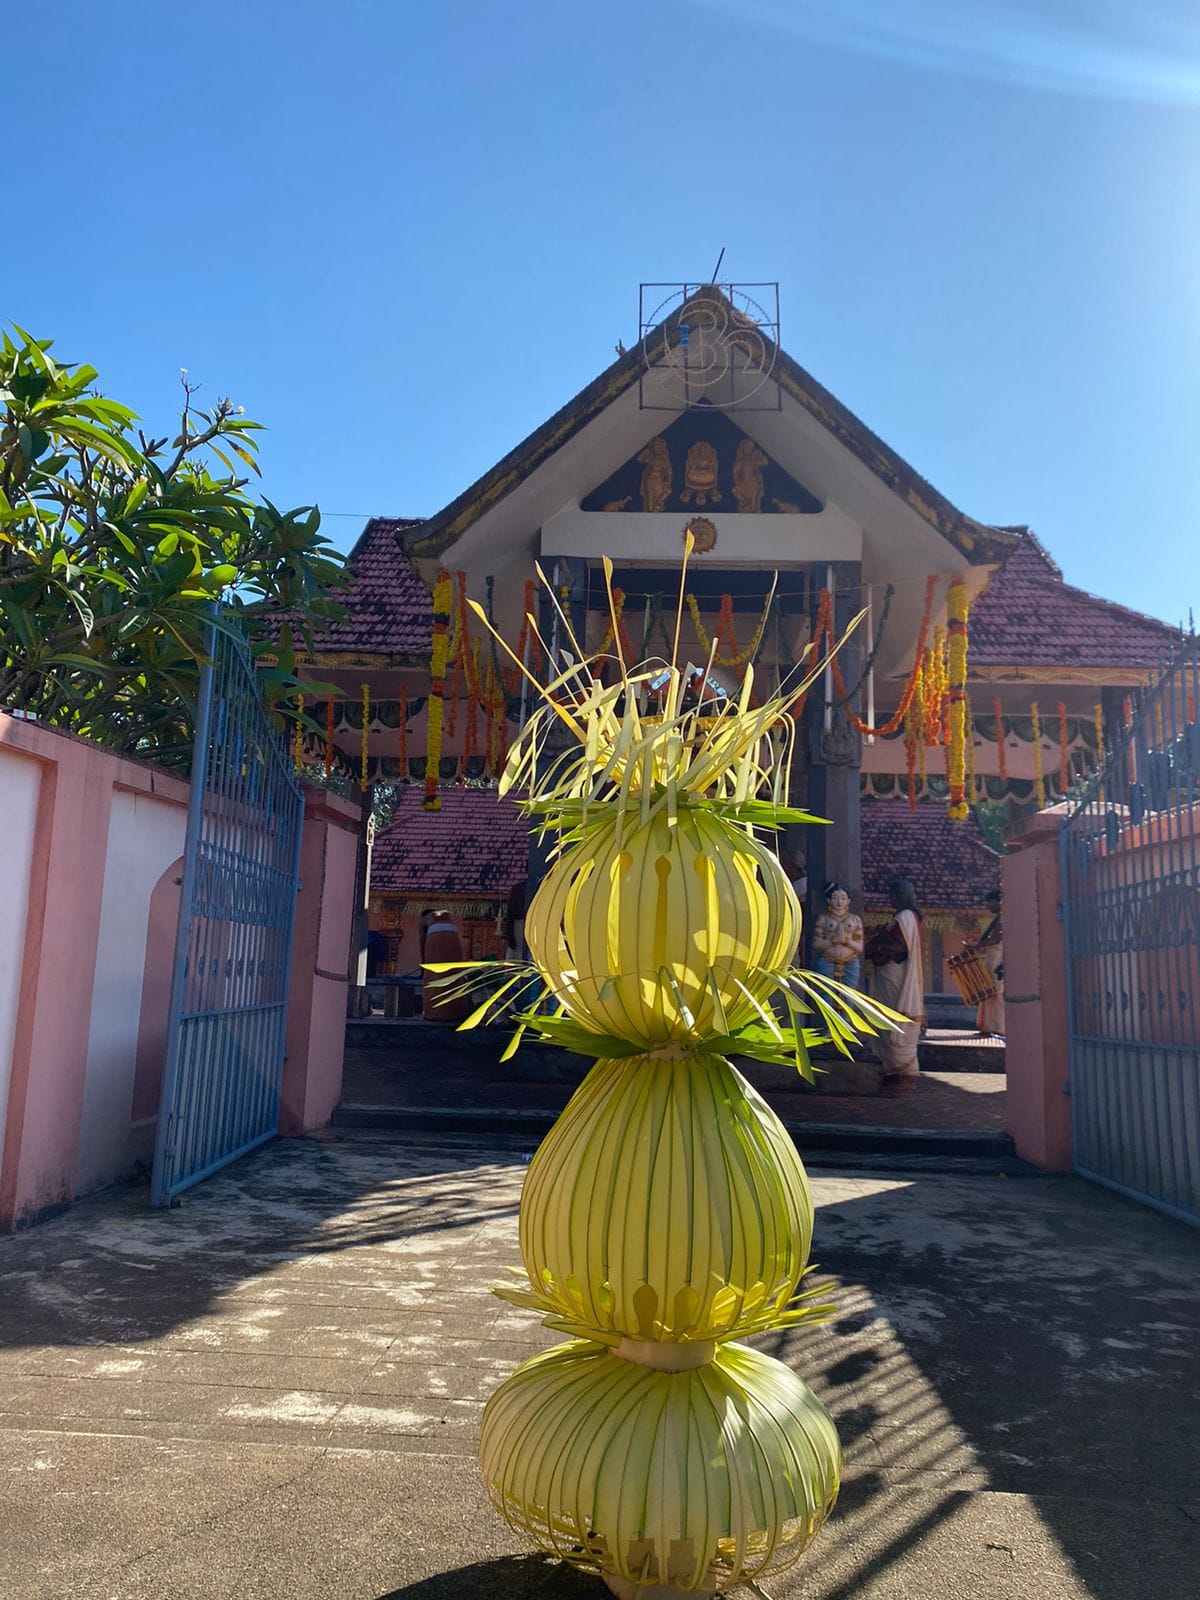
(0, 326, 344, 762)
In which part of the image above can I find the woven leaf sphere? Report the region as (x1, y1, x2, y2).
(519, 1052, 813, 1343)
(480, 1337, 842, 1595)
(523, 807, 801, 1047)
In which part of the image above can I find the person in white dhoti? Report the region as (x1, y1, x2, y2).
(865, 877, 925, 1084)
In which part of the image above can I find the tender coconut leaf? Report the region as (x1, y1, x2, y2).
(479, 1340, 842, 1591)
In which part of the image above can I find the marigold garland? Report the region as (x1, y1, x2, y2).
(324, 695, 335, 779)
(1030, 700, 1045, 808)
(597, 587, 637, 666)
(425, 569, 453, 810)
(465, 639, 482, 761)
(819, 574, 938, 738)
(359, 684, 370, 792)
(946, 581, 969, 820)
(904, 691, 920, 810)
(1093, 702, 1104, 769)
(293, 693, 305, 773)
(1057, 700, 1070, 793)
(687, 590, 772, 671)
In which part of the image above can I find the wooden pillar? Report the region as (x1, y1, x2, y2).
(805, 561, 863, 952)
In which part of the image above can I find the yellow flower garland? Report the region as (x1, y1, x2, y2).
(686, 591, 771, 669)
(293, 693, 304, 773)
(424, 569, 454, 811)
(1031, 700, 1045, 808)
(946, 582, 969, 820)
(1094, 701, 1105, 800)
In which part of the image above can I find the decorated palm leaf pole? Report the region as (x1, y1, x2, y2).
(432, 544, 901, 1598)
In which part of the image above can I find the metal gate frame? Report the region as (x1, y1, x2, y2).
(150, 613, 305, 1206)
(1061, 640, 1200, 1226)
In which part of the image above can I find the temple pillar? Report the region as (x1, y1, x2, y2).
(804, 561, 863, 950)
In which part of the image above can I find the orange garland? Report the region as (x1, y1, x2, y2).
(324, 695, 334, 778)
(945, 582, 969, 821)
(994, 697, 1008, 783)
(1057, 700, 1070, 793)
(814, 574, 939, 738)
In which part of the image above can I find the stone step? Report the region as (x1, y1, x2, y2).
(331, 1100, 1017, 1162)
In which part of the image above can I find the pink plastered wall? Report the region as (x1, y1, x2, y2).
(279, 787, 361, 1137)
(0, 714, 361, 1229)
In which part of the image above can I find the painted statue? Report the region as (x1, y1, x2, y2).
(637, 437, 672, 513)
(812, 881, 863, 988)
(732, 437, 769, 513)
(681, 439, 721, 506)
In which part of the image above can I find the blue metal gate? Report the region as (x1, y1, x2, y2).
(151, 615, 305, 1206)
(1061, 640, 1200, 1225)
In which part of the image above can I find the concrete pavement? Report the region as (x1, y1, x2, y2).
(0, 1131, 1196, 1599)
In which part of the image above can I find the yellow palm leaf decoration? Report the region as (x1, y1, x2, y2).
(434, 544, 901, 1597)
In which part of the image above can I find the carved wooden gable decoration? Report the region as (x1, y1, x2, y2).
(580, 408, 823, 517)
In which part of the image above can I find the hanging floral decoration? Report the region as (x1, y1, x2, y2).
(398, 683, 409, 780)
(1093, 702, 1104, 771)
(1030, 700, 1045, 808)
(994, 696, 1008, 782)
(597, 587, 637, 666)
(424, 569, 453, 810)
(324, 696, 335, 779)
(465, 638, 481, 763)
(359, 683, 371, 791)
(293, 693, 305, 772)
(904, 691, 920, 810)
(813, 574, 938, 738)
(446, 659, 461, 741)
(685, 590, 772, 670)
(945, 580, 969, 820)
(1057, 700, 1071, 792)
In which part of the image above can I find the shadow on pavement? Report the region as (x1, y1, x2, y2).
(378, 1552, 596, 1597)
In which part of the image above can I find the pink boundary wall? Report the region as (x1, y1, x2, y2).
(0, 713, 359, 1230)
(1002, 807, 1073, 1171)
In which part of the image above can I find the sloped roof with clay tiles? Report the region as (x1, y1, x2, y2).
(293, 517, 432, 660)
(861, 798, 1000, 912)
(371, 786, 529, 899)
(969, 531, 1177, 671)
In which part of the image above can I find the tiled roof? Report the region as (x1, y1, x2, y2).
(371, 786, 529, 899)
(292, 517, 432, 658)
(861, 798, 1000, 911)
(970, 533, 1177, 670)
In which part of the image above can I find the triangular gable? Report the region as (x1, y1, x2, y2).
(410, 286, 1015, 565)
(579, 407, 822, 516)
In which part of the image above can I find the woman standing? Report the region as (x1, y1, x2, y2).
(864, 877, 925, 1085)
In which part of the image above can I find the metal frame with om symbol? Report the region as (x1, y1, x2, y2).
(639, 282, 781, 412)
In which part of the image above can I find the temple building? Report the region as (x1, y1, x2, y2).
(289, 285, 1179, 989)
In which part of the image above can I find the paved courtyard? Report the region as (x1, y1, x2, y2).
(0, 1131, 1196, 1599)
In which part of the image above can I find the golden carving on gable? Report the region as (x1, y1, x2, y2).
(732, 437, 769, 514)
(685, 516, 718, 553)
(637, 437, 672, 513)
(681, 441, 721, 507)
(584, 412, 823, 517)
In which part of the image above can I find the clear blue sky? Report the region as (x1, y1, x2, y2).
(8, 1, 1200, 623)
